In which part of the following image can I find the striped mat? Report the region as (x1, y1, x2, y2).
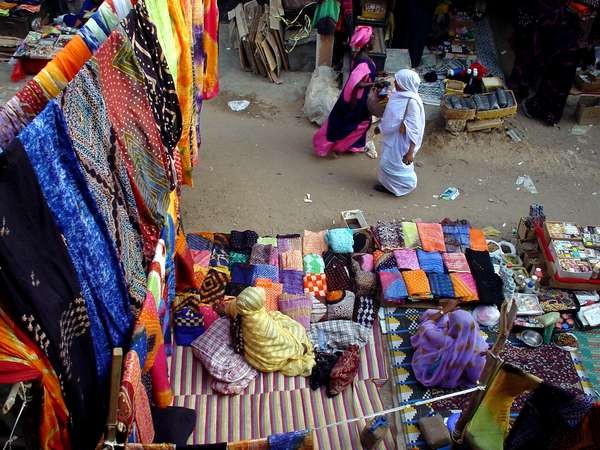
(173, 380, 396, 449)
(574, 329, 600, 395)
(170, 322, 389, 396)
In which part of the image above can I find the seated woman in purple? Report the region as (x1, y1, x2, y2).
(313, 25, 377, 157)
(411, 300, 488, 389)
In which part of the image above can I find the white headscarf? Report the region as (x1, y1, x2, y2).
(385, 69, 426, 149)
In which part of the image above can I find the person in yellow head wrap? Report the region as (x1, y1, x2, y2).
(226, 287, 316, 377)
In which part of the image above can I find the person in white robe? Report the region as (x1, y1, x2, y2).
(374, 69, 426, 196)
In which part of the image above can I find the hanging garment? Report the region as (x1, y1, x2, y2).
(60, 60, 147, 313)
(378, 70, 426, 197)
(95, 25, 172, 261)
(391, 0, 436, 68)
(0, 306, 71, 450)
(312, 0, 341, 35)
(191, 0, 204, 164)
(0, 145, 102, 450)
(203, 0, 220, 99)
(18, 100, 133, 380)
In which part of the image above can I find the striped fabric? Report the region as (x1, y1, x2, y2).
(173, 380, 395, 449)
(170, 323, 388, 396)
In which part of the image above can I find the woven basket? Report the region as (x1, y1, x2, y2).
(475, 90, 518, 120)
(441, 95, 476, 120)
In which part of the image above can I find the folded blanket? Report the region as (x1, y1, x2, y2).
(230, 230, 259, 252)
(416, 250, 444, 274)
(277, 234, 302, 253)
(310, 295, 327, 322)
(326, 228, 354, 253)
(379, 271, 408, 303)
(303, 253, 325, 274)
(324, 264, 353, 291)
(402, 222, 421, 249)
(250, 244, 278, 266)
(442, 252, 470, 272)
(303, 230, 328, 255)
(394, 249, 420, 270)
(250, 264, 279, 284)
(304, 273, 328, 300)
(280, 269, 304, 295)
(309, 320, 371, 352)
(373, 220, 404, 250)
(450, 273, 479, 302)
(465, 248, 503, 305)
(402, 270, 432, 300)
(231, 263, 255, 286)
(280, 250, 303, 271)
(279, 293, 312, 329)
(254, 279, 283, 311)
(323, 250, 352, 272)
(428, 273, 455, 298)
(469, 228, 488, 251)
(417, 223, 446, 252)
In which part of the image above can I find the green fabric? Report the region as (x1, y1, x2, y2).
(402, 222, 421, 249)
(575, 329, 600, 393)
(303, 254, 325, 274)
(229, 251, 249, 269)
(311, 0, 340, 28)
(145, 0, 178, 80)
(257, 237, 278, 247)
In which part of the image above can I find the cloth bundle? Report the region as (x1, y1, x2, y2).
(174, 307, 204, 346)
(210, 244, 229, 269)
(373, 220, 404, 250)
(191, 317, 258, 395)
(417, 250, 445, 274)
(231, 263, 255, 286)
(326, 228, 354, 253)
(465, 249, 503, 305)
(303, 230, 328, 255)
(379, 271, 408, 303)
(324, 264, 353, 291)
(353, 296, 378, 328)
(326, 290, 356, 320)
(277, 234, 302, 253)
(310, 351, 340, 390)
(442, 220, 471, 252)
(254, 280, 283, 311)
(374, 251, 399, 272)
(323, 250, 352, 272)
(199, 268, 230, 303)
(352, 253, 374, 272)
(394, 248, 420, 271)
(279, 250, 303, 271)
(450, 273, 479, 302)
(250, 244, 278, 266)
(310, 295, 327, 322)
(355, 270, 377, 298)
(469, 228, 488, 251)
(442, 252, 470, 272)
(303, 254, 326, 274)
(278, 293, 312, 329)
(427, 273, 455, 298)
(402, 270, 432, 300)
(417, 223, 446, 252)
(309, 320, 371, 352)
(230, 230, 259, 253)
(304, 273, 328, 299)
(402, 222, 421, 248)
(280, 269, 304, 295)
(327, 345, 360, 397)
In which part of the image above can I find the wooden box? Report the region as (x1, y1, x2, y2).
(576, 96, 600, 125)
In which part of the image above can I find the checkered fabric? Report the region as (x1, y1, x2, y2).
(174, 307, 205, 346)
(325, 264, 353, 291)
(416, 250, 444, 274)
(304, 273, 328, 300)
(427, 273, 455, 298)
(309, 320, 371, 352)
(250, 264, 279, 284)
(353, 296, 377, 328)
(254, 279, 283, 311)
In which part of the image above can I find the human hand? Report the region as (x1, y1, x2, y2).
(402, 152, 414, 165)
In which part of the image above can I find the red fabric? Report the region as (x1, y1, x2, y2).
(327, 344, 360, 397)
(0, 362, 40, 384)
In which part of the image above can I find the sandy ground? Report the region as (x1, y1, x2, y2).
(1, 19, 599, 448)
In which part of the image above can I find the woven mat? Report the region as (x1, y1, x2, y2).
(381, 307, 583, 449)
(574, 329, 600, 395)
(173, 380, 396, 449)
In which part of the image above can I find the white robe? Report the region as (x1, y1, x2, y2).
(378, 90, 426, 196)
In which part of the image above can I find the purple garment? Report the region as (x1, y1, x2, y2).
(410, 309, 487, 389)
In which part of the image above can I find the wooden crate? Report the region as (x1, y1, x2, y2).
(466, 118, 503, 132)
(576, 96, 600, 125)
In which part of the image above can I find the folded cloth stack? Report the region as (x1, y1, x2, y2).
(303, 253, 325, 274)
(326, 290, 356, 320)
(442, 220, 471, 252)
(280, 269, 304, 295)
(469, 228, 488, 251)
(309, 320, 371, 352)
(417, 250, 445, 274)
(310, 295, 327, 322)
(254, 279, 283, 311)
(450, 273, 479, 302)
(402, 269, 433, 300)
(465, 248, 503, 305)
(280, 250, 303, 271)
(355, 270, 377, 298)
(442, 252, 470, 273)
(379, 271, 408, 303)
(373, 220, 404, 250)
(417, 223, 446, 252)
(277, 234, 302, 253)
(279, 293, 312, 329)
(230, 230, 259, 253)
(394, 248, 420, 271)
(303, 230, 328, 255)
(231, 263, 255, 286)
(324, 264, 353, 291)
(250, 244, 278, 266)
(191, 317, 258, 395)
(250, 263, 279, 284)
(326, 228, 354, 253)
(402, 222, 421, 249)
(323, 250, 352, 272)
(352, 253, 374, 272)
(374, 251, 399, 272)
(199, 268, 230, 304)
(427, 273, 455, 298)
(304, 273, 328, 300)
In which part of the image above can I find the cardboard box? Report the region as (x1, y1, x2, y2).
(544, 221, 582, 242)
(517, 217, 536, 241)
(576, 96, 600, 125)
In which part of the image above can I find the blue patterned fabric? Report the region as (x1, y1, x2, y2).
(326, 228, 355, 253)
(160, 216, 176, 353)
(280, 270, 305, 295)
(427, 273, 455, 298)
(210, 244, 229, 268)
(251, 264, 280, 284)
(231, 263, 255, 286)
(186, 233, 213, 251)
(268, 430, 311, 449)
(19, 101, 132, 378)
(416, 250, 444, 274)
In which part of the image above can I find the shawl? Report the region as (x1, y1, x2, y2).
(465, 248, 504, 306)
(327, 345, 360, 396)
(202, 0, 220, 99)
(394, 248, 420, 271)
(392, 69, 425, 148)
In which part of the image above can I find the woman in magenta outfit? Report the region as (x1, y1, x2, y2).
(313, 26, 377, 156)
(411, 301, 488, 389)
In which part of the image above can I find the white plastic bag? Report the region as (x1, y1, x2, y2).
(303, 66, 340, 126)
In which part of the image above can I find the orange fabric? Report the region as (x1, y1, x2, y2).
(0, 307, 70, 450)
(203, 0, 219, 99)
(255, 278, 283, 311)
(168, 0, 194, 186)
(450, 273, 478, 301)
(469, 228, 488, 251)
(417, 223, 446, 252)
(402, 269, 432, 299)
(51, 35, 92, 80)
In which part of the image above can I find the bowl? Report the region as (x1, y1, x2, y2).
(517, 330, 543, 348)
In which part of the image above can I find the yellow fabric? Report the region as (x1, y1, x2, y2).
(450, 273, 478, 302)
(168, 0, 194, 186)
(227, 287, 316, 376)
